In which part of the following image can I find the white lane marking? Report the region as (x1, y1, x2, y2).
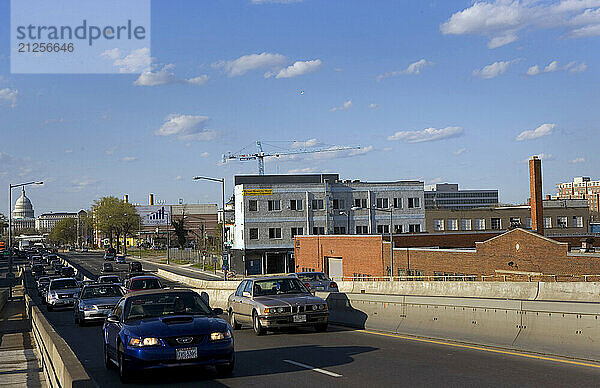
(283, 359, 342, 378)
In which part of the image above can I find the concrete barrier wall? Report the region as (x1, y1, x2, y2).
(336, 281, 600, 302)
(24, 293, 94, 387)
(158, 268, 600, 361)
(320, 292, 600, 362)
(0, 289, 8, 312)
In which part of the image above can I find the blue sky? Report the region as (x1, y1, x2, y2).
(1, 0, 599, 215)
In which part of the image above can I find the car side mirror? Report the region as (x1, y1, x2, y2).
(242, 291, 251, 298)
(106, 315, 119, 324)
(212, 308, 223, 315)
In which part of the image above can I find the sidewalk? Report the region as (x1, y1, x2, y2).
(135, 256, 227, 280)
(0, 285, 46, 387)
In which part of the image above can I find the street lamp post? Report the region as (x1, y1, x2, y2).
(351, 205, 393, 279)
(193, 176, 227, 280)
(8, 180, 43, 298)
(339, 211, 350, 234)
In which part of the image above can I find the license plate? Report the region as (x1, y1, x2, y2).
(293, 314, 307, 323)
(316, 287, 324, 291)
(176, 347, 197, 360)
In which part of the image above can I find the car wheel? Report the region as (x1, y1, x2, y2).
(118, 343, 130, 382)
(47, 304, 53, 312)
(315, 322, 328, 332)
(104, 343, 114, 369)
(216, 356, 235, 376)
(252, 311, 265, 336)
(229, 310, 241, 330)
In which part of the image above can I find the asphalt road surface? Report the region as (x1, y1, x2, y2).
(25, 252, 600, 387)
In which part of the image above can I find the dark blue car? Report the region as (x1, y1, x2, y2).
(103, 289, 234, 382)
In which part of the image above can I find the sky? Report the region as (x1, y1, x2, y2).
(1, 0, 599, 215)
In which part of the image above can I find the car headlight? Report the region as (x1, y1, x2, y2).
(311, 305, 318, 311)
(129, 337, 161, 347)
(210, 331, 232, 341)
(49, 292, 58, 299)
(276, 307, 285, 313)
(318, 304, 326, 310)
(82, 304, 97, 311)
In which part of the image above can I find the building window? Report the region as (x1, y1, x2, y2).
(525, 218, 531, 229)
(557, 216, 568, 228)
(332, 199, 345, 210)
(249, 228, 259, 240)
(408, 224, 420, 233)
(461, 219, 472, 231)
(311, 199, 324, 210)
(290, 199, 303, 211)
(433, 219, 444, 231)
(333, 226, 347, 234)
(354, 198, 367, 208)
(447, 219, 458, 231)
(393, 198, 402, 209)
(356, 225, 368, 234)
(509, 217, 521, 228)
(572, 216, 583, 228)
(544, 217, 552, 228)
(408, 197, 420, 208)
(491, 218, 502, 230)
(312, 226, 325, 235)
(291, 227, 303, 237)
(248, 200, 257, 212)
(376, 224, 389, 234)
(268, 200, 281, 211)
(394, 224, 403, 233)
(268, 228, 282, 239)
(376, 198, 389, 209)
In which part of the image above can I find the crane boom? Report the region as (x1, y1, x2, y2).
(222, 140, 362, 175)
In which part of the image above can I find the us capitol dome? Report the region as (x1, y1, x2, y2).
(12, 187, 36, 231)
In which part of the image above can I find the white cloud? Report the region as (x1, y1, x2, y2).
(121, 156, 137, 162)
(369, 103, 380, 109)
(383, 147, 393, 152)
(134, 64, 176, 86)
(473, 60, 516, 79)
(175, 175, 183, 181)
(376, 59, 432, 82)
(186, 75, 210, 85)
(570, 157, 585, 163)
(310, 145, 374, 160)
(515, 123, 555, 141)
(527, 60, 586, 75)
(526, 153, 555, 162)
(291, 138, 321, 148)
(105, 147, 117, 155)
(156, 114, 218, 141)
(0, 88, 18, 108)
(388, 126, 464, 143)
(214, 52, 288, 77)
(271, 59, 322, 78)
(102, 47, 152, 73)
(441, 1, 600, 48)
(330, 99, 353, 112)
(454, 147, 467, 155)
(64, 149, 73, 154)
(287, 167, 323, 174)
(70, 178, 100, 192)
(200, 152, 210, 158)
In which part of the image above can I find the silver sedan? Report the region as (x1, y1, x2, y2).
(227, 276, 329, 335)
(74, 284, 124, 326)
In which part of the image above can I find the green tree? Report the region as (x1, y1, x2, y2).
(49, 218, 77, 246)
(172, 218, 188, 248)
(92, 197, 140, 254)
(0, 212, 7, 243)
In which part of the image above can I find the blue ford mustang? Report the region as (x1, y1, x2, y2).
(103, 289, 234, 382)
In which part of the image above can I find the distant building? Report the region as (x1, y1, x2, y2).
(35, 210, 87, 233)
(231, 174, 425, 276)
(426, 199, 590, 237)
(557, 177, 600, 212)
(424, 183, 498, 210)
(11, 187, 36, 232)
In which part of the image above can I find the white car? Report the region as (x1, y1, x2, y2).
(46, 278, 80, 311)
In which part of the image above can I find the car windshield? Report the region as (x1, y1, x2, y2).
(297, 273, 329, 282)
(254, 278, 310, 296)
(50, 279, 79, 290)
(130, 278, 161, 290)
(81, 285, 123, 299)
(99, 276, 120, 283)
(123, 292, 212, 321)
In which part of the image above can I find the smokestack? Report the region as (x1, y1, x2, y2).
(149, 193, 154, 205)
(529, 156, 544, 235)
(123, 194, 129, 203)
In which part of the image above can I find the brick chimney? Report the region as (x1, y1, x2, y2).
(149, 193, 154, 205)
(529, 156, 543, 235)
(123, 194, 129, 203)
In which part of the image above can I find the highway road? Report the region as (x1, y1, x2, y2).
(26, 252, 600, 387)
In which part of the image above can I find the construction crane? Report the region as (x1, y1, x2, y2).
(222, 141, 362, 175)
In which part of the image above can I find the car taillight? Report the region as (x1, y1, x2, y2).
(304, 282, 311, 289)
(330, 282, 337, 289)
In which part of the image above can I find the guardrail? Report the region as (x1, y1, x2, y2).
(23, 276, 95, 387)
(339, 274, 600, 282)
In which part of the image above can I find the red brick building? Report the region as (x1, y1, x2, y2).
(294, 229, 600, 281)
